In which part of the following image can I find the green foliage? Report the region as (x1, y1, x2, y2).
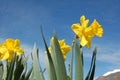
(41, 27, 67, 80)
(40, 28, 97, 80)
(31, 44, 44, 80)
(50, 33, 67, 80)
(85, 47, 97, 80)
(74, 40, 84, 80)
(0, 61, 3, 79)
(41, 27, 57, 80)
(0, 54, 32, 80)
(0, 27, 97, 80)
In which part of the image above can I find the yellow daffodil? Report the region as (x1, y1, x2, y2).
(49, 37, 71, 61)
(72, 15, 103, 49)
(0, 38, 24, 61)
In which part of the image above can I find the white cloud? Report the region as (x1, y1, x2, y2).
(83, 44, 120, 67)
(97, 47, 120, 67)
(97, 50, 120, 64)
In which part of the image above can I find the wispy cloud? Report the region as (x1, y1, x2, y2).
(84, 44, 120, 69)
(97, 50, 120, 65)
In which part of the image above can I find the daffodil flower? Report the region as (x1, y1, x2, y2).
(49, 37, 71, 61)
(72, 16, 103, 49)
(0, 38, 24, 61)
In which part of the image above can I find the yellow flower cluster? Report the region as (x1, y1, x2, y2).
(49, 37, 71, 61)
(0, 38, 24, 61)
(72, 16, 103, 49)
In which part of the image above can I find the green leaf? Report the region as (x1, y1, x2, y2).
(45, 55, 57, 80)
(50, 33, 67, 80)
(14, 57, 24, 80)
(6, 53, 16, 80)
(18, 55, 31, 80)
(24, 66, 33, 80)
(69, 42, 74, 80)
(2, 63, 7, 80)
(31, 44, 44, 80)
(74, 40, 83, 80)
(0, 61, 3, 80)
(40, 26, 57, 80)
(85, 47, 97, 80)
(22, 54, 29, 67)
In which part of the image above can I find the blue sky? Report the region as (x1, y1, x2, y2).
(0, 0, 120, 78)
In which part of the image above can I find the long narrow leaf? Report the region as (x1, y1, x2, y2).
(24, 66, 33, 80)
(32, 44, 44, 80)
(40, 26, 57, 80)
(85, 47, 97, 80)
(0, 61, 3, 80)
(88, 47, 97, 80)
(69, 42, 74, 80)
(14, 57, 24, 80)
(6, 53, 16, 80)
(50, 33, 67, 80)
(19, 55, 31, 80)
(75, 40, 83, 80)
(45, 55, 57, 80)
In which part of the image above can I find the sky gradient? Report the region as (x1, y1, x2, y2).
(0, 0, 120, 78)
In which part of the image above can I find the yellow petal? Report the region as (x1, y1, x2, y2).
(7, 53, 14, 61)
(85, 27, 94, 37)
(86, 39, 92, 49)
(90, 19, 103, 37)
(59, 40, 65, 46)
(80, 35, 88, 46)
(1, 52, 9, 60)
(80, 15, 89, 28)
(0, 46, 9, 60)
(61, 45, 71, 55)
(15, 47, 24, 55)
(63, 55, 66, 61)
(4, 38, 14, 50)
(72, 24, 83, 38)
(59, 39, 71, 55)
(0, 44, 3, 47)
(48, 47, 51, 53)
(80, 16, 86, 23)
(14, 39, 20, 48)
(48, 38, 70, 61)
